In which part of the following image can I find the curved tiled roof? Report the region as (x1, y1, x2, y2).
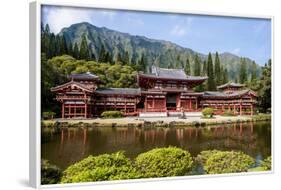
(139, 66, 208, 81)
(50, 81, 94, 93)
(68, 72, 99, 80)
(95, 88, 141, 96)
(153, 67, 187, 79)
(217, 82, 245, 89)
(202, 89, 255, 99)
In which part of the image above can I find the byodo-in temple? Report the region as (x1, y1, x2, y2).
(51, 66, 257, 118)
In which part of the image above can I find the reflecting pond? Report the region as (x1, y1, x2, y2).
(41, 121, 271, 170)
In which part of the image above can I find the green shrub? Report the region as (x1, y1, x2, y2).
(223, 110, 235, 116)
(202, 108, 214, 118)
(61, 152, 140, 183)
(252, 114, 271, 121)
(196, 150, 220, 165)
(135, 147, 193, 178)
(41, 159, 62, 184)
(261, 156, 272, 170)
(203, 151, 255, 174)
(248, 166, 267, 172)
(42, 111, 56, 120)
(101, 111, 123, 118)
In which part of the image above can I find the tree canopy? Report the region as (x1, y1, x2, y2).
(206, 53, 216, 90)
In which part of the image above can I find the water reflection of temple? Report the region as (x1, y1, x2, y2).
(57, 122, 258, 154)
(41, 121, 270, 169)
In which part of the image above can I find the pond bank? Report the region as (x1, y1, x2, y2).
(42, 114, 271, 128)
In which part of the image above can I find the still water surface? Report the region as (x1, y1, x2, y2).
(42, 121, 271, 170)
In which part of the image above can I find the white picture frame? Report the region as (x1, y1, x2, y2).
(29, 1, 274, 188)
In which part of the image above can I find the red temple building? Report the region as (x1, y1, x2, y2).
(51, 67, 257, 118)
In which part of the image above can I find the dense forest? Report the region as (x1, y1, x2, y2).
(41, 23, 271, 114)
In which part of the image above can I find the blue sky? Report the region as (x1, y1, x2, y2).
(42, 5, 271, 65)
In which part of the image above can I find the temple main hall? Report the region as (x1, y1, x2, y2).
(51, 66, 257, 118)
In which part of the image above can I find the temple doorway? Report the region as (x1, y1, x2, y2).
(166, 93, 178, 111)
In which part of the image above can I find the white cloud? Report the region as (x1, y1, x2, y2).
(170, 25, 187, 36)
(43, 7, 92, 34)
(232, 48, 241, 55)
(170, 17, 193, 37)
(42, 6, 117, 34)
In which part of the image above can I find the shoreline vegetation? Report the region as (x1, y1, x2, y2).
(41, 147, 272, 185)
(42, 114, 271, 128)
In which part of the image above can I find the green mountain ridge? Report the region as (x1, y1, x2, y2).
(59, 22, 261, 79)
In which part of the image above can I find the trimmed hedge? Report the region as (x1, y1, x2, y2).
(101, 111, 123, 118)
(61, 152, 140, 183)
(196, 150, 220, 165)
(223, 110, 235, 116)
(261, 156, 272, 170)
(42, 111, 56, 120)
(41, 159, 62, 184)
(43, 148, 266, 184)
(135, 147, 193, 178)
(203, 150, 255, 174)
(202, 108, 214, 118)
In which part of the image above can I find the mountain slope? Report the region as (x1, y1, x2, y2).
(60, 22, 261, 80)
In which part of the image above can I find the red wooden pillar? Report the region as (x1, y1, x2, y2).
(125, 98, 127, 113)
(68, 105, 71, 118)
(234, 103, 236, 114)
(152, 97, 155, 111)
(240, 102, 242, 116)
(189, 98, 192, 110)
(251, 104, 253, 116)
(164, 96, 167, 111)
(228, 102, 230, 111)
(62, 102, 65, 119)
(134, 98, 137, 112)
(195, 98, 198, 110)
(74, 104, 77, 118)
(177, 94, 181, 111)
(145, 96, 147, 112)
(84, 103, 87, 118)
(115, 96, 117, 110)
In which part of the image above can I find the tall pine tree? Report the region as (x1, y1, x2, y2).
(175, 55, 182, 69)
(239, 57, 247, 84)
(116, 52, 123, 64)
(258, 59, 271, 112)
(59, 35, 68, 55)
(184, 57, 191, 75)
(214, 52, 221, 85)
(202, 60, 207, 76)
(99, 44, 106, 62)
(251, 61, 257, 82)
(67, 41, 73, 56)
(222, 67, 228, 84)
(137, 53, 146, 72)
(124, 51, 130, 65)
(73, 42, 79, 59)
(79, 34, 90, 60)
(194, 54, 201, 76)
(206, 53, 216, 90)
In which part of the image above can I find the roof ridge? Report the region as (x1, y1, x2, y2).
(153, 66, 184, 71)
